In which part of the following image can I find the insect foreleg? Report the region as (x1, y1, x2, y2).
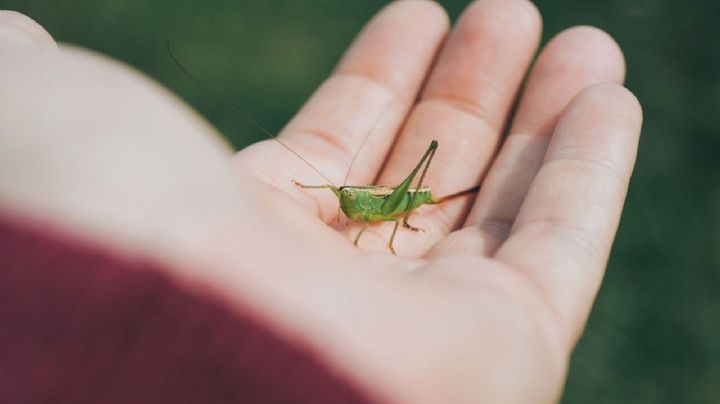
(353, 222, 369, 246)
(292, 181, 340, 197)
(387, 220, 400, 255)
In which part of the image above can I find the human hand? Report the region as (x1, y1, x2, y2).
(0, 1, 641, 403)
(229, 0, 641, 401)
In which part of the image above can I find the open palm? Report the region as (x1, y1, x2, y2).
(0, 1, 642, 403)
(225, 1, 641, 401)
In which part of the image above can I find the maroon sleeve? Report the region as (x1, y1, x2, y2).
(0, 215, 375, 404)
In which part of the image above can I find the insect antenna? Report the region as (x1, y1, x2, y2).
(341, 99, 395, 187)
(166, 41, 337, 187)
(333, 99, 395, 222)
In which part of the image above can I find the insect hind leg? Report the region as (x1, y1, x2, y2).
(402, 221, 424, 232)
(400, 141, 437, 234)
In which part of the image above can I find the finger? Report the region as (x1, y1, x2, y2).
(495, 83, 642, 347)
(452, 26, 626, 255)
(359, 0, 541, 254)
(0, 10, 57, 48)
(233, 0, 449, 222)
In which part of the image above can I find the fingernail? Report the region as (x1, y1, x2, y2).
(0, 10, 57, 48)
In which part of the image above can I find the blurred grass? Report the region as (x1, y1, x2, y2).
(5, 0, 719, 402)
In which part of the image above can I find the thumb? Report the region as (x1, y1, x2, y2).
(0, 10, 57, 49)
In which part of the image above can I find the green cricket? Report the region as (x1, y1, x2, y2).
(292, 140, 479, 254)
(166, 42, 480, 254)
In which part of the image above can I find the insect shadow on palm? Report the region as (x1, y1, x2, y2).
(167, 42, 480, 254)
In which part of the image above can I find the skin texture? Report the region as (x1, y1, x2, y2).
(0, 2, 642, 403)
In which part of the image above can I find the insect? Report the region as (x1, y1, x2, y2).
(293, 140, 479, 254)
(166, 42, 480, 254)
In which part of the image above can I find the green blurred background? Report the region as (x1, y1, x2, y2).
(6, 0, 718, 402)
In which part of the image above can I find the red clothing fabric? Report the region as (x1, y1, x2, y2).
(0, 215, 374, 404)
